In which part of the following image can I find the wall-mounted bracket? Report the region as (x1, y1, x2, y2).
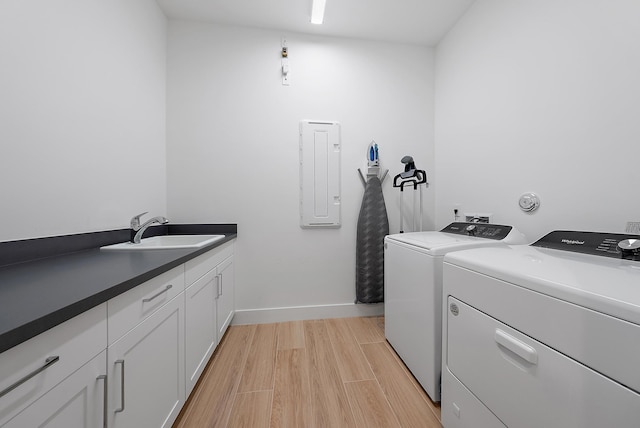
(358, 168, 388, 188)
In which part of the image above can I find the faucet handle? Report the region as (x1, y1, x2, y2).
(130, 212, 148, 230)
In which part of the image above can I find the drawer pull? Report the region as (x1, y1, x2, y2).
(142, 284, 173, 303)
(115, 359, 125, 413)
(495, 329, 538, 365)
(0, 355, 60, 398)
(97, 374, 108, 428)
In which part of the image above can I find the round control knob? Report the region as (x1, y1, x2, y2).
(618, 239, 640, 258)
(466, 224, 477, 236)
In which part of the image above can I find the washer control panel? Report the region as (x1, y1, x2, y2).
(532, 230, 640, 260)
(441, 222, 513, 240)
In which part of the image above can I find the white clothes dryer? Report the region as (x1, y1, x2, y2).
(442, 230, 640, 428)
(384, 222, 527, 402)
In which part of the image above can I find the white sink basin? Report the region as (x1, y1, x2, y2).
(101, 235, 225, 250)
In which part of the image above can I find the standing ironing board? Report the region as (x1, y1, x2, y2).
(355, 142, 389, 303)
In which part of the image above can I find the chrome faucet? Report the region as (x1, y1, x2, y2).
(130, 212, 169, 244)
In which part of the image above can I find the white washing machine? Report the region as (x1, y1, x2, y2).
(384, 222, 527, 402)
(442, 230, 640, 428)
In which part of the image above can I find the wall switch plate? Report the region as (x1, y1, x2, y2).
(625, 222, 640, 234)
(281, 37, 290, 85)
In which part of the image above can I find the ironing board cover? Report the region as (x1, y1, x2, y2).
(356, 175, 389, 303)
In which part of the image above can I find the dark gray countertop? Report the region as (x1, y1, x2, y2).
(0, 227, 236, 354)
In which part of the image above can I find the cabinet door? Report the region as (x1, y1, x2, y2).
(216, 255, 235, 341)
(5, 351, 107, 428)
(108, 294, 185, 428)
(185, 269, 217, 396)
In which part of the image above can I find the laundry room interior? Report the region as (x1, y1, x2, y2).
(2, 0, 640, 427)
(4, 0, 639, 320)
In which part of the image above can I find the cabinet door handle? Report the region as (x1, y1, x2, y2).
(218, 274, 223, 297)
(142, 284, 172, 303)
(0, 355, 60, 398)
(495, 329, 538, 364)
(115, 359, 125, 413)
(97, 374, 108, 428)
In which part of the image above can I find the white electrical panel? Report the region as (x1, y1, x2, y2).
(299, 120, 341, 228)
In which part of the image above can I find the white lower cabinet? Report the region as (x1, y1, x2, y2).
(1, 239, 235, 428)
(107, 294, 185, 428)
(185, 269, 218, 395)
(184, 241, 235, 398)
(0, 304, 107, 427)
(215, 255, 234, 342)
(4, 350, 108, 428)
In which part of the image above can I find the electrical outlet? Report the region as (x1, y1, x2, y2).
(625, 222, 640, 234)
(465, 213, 493, 223)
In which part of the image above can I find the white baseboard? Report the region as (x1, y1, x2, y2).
(231, 302, 384, 325)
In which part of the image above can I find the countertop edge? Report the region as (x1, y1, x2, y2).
(0, 228, 237, 354)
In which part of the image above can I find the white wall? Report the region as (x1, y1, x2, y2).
(435, 0, 640, 241)
(0, 0, 167, 241)
(167, 22, 434, 319)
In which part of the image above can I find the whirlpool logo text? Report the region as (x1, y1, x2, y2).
(561, 239, 585, 245)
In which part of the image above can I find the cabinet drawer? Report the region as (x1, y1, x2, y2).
(108, 266, 184, 345)
(4, 350, 107, 428)
(185, 241, 234, 286)
(0, 304, 107, 425)
(447, 297, 640, 428)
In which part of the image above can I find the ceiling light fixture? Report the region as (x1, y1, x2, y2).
(311, 0, 326, 25)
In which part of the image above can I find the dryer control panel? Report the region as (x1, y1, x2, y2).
(441, 222, 513, 240)
(532, 230, 640, 260)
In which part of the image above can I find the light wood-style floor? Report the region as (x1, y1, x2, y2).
(173, 317, 442, 428)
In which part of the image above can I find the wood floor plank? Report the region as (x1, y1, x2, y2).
(373, 316, 385, 332)
(270, 349, 311, 428)
(174, 325, 256, 428)
(276, 320, 305, 350)
(227, 391, 273, 428)
(362, 342, 441, 428)
(345, 380, 401, 428)
(238, 323, 278, 393)
(382, 340, 442, 422)
(344, 316, 385, 344)
(174, 318, 442, 428)
(326, 318, 375, 382)
(304, 320, 357, 427)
